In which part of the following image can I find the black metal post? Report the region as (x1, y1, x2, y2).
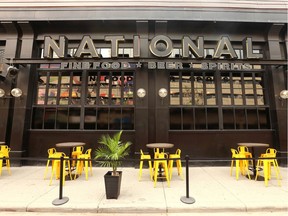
(52, 156, 69, 205)
(180, 155, 195, 204)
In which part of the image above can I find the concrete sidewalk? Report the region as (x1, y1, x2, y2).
(0, 166, 287, 214)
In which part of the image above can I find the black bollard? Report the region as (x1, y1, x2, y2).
(52, 156, 69, 205)
(180, 155, 195, 204)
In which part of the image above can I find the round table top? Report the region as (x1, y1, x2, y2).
(146, 143, 174, 149)
(56, 142, 86, 148)
(237, 143, 269, 148)
(0, 142, 5, 145)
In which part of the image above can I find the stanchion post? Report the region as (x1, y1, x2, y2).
(180, 155, 195, 204)
(52, 156, 69, 205)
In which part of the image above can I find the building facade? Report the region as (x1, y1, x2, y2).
(0, 1, 287, 164)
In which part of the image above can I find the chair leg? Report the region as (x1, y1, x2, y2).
(84, 160, 89, 180)
(148, 161, 153, 180)
(139, 160, 144, 181)
(0, 159, 3, 176)
(235, 160, 240, 180)
(176, 159, 183, 179)
(168, 159, 174, 180)
(272, 160, 281, 186)
(89, 160, 93, 176)
(153, 162, 159, 187)
(49, 161, 59, 186)
(74, 160, 82, 180)
(5, 158, 11, 175)
(163, 162, 170, 187)
(230, 160, 234, 176)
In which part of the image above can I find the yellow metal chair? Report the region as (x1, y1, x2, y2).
(168, 149, 183, 180)
(49, 152, 72, 185)
(237, 146, 253, 165)
(255, 148, 281, 186)
(153, 152, 170, 187)
(74, 148, 93, 180)
(0, 145, 11, 176)
(230, 148, 251, 180)
(138, 149, 153, 181)
(44, 148, 62, 179)
(71, 146, 84, 167)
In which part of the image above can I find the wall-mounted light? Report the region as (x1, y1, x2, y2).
(7, 66, 19, 78)
(0, 88, 23, 99)
(137, 88, 146, 98)
(279, 90, 288, 100)
(11, 88, 22, 97)
(158, 88, 168, 98)
(0, 88, 5, 97)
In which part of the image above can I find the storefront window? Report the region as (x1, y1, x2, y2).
(32, 65, 134, 130)
(169, 70, 270, 130)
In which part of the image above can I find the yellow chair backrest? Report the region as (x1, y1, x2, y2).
(237, 146, 249, 154)
(231, 148, 238, 156)
(265, 148, 277, 157)
(47, 148, 56, 156)
(175, 149, 181, 156)
(72, 146, 84, 152)
(157, 152, 168, 159)
(84, 148, 92, 156)
(0, 145, 10, 157)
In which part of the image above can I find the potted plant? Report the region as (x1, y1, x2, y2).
(94, 130, 131, 199)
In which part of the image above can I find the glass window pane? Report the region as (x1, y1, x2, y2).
(205, 75, 215, 106)
(97, 108, 109, 129)
(235, 109, 246, 129)
(234, 95, 243, 105)
(56, 108, 68, 129)
(247, 109, 258, 129)
(207, 108, 219, 129)
(170, 75, 180, 105)
(123, 74, 134, 105)
(195, 108, 206, 129)
(87, 73, 97, 105)
(37, 75, 46, 105)
(99, 73, 109, 105)
(44, 108, 56, 129)
(68, 108, 80, 129)
(259, 108, 270, 129)
(71, 75, 81, 105)
(32, 107, 44, 129)
(170, 108, 181, 130)
(122, 108, 134, 130)
(194, 76, 204, 106)
(111, 74, 121, 105)
(223, 108, 235, 129)
(84, 108, 97, 130)
(182, 76, 192, 105)
(183, 108, 194, 129)
(109, 108, 121, 130)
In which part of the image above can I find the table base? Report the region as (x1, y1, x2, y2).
(246, 174, 265, 181)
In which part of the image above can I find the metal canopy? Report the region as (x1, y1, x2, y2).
(0, 0, 287, 23)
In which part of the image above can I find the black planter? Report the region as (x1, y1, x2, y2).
(104, 171, 122, 199)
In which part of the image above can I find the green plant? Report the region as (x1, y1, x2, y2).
(94, 130, 131, 176)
